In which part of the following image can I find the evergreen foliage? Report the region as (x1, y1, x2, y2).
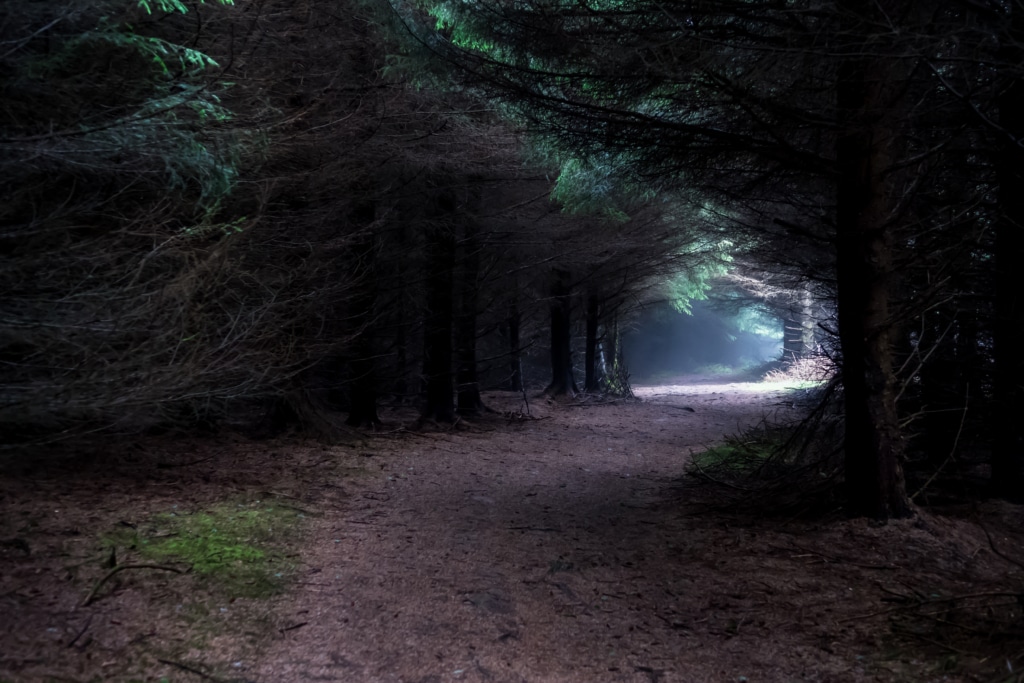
(399, 0, 1024, 515)
(4, 0, 1021, 516)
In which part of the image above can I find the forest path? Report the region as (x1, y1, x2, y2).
(254, 382, 856, 683)
(0, 381, 1012, 683)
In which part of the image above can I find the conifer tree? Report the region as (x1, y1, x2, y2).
(400, 0, 1005, 516)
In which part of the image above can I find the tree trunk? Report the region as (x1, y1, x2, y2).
(584, 293, 602, 392)
(781, 315, 804, 362)
(421, 196, 456, 422)
(782, 284, 815, 361)
(602, 313, 630, 396)
(834, 0, 912, 519)
(345, 203, 381, 428)
(913, 308, 966, 464)
(456, 212, 485, 415)
(393, 304, 410, 401)
(346, 350, 380, 427)
(544, 270, 578, 396)
(350, 255, 385, 428)
(604, 317, 618, 381)
(392, 220, 412, 402)
(800, 284, 816, 356)
(992, 16, 1024, 498)
(506, 300, 523, 392)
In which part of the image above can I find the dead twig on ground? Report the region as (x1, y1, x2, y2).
(769, 543, 895, 570)
(156, 455, 218, 469)
(66, 616, 92, 648)
(652, 403, 696, 412)
(568, 398, 624, 407)
(82, 563, 185, 607)
(977, 517, 1024, 574)
(687, 448, 755, 491)
(156, 658, 230, 682)
(838, 590, 1024, 623)
(279, 621, 308, 634)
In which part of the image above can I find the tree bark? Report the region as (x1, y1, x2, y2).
(345, 203, 381, 428)
(393, 302, 410, 400)
(421, 194, 456, 422)
(834, 0, 912, 519)
(992, 12, 1024, 498)
(345, 298, 382, 428)
(505, 300, 523, 392)
(602, 313, 631, 396)
(782, 283, 815, 361)
(392, 220, 412, 402)
(604, 317, 618, 383)
(584, 293, 602, 392)
(544, 269, 578, 396)
(456, 211, 485, 415)
(781, 315, 804, 362)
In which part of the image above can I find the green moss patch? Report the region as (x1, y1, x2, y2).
(105, 498, 303, 598)
(689, 439, 778, 476)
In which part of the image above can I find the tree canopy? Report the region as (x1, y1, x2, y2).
(3, 0, 1022, 519)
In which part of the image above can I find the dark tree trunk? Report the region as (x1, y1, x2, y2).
(604, 317, 618, 379)
(421, 196, 456, 422)
(993, 17, 1024, 498)
(346, 351, 380, 427)
(781, 315, 804, 361)
(584, 293, 602, 392)
(956, 311, 979, 400)
(602, 313, 630, 396)
(834, 0, 912, 519)
(913, 306, 978, 466)
(545, 270, 578, 396)
(782, 284, 814, 361)
(345, 203, 381, 428)
(392, 221, 411, 402)
(506, 300, 523, 392)
(393, 306, 409, 400)
(456, 213, 485, 415)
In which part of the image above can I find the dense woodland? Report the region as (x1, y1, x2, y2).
(2, 0, 1023, 521)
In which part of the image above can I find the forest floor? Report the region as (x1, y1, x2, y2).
(2, 375, 1024, 683)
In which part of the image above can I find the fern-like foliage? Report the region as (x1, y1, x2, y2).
(137, 0, 234, 16)
(5, 4, 240, 208)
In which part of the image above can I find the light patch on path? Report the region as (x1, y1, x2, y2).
(634, 379, 808, 398)
(253, 384, 856, 683)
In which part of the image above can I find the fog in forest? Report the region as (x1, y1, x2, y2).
(622, 300, 782, 381)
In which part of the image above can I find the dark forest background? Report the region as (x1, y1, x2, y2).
(3, 0, 1023, 520)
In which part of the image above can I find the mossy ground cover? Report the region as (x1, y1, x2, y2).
(689, 438, 779, 476)
(103, 497, 304, 599)
(0, 436, 341, 683)
(86, 496, 309, 679)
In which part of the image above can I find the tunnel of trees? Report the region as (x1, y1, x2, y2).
(2, 0, 1022, 520)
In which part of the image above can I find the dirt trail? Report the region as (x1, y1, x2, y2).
(3, 381, 1016, 683)
(255, 383, 861, 683)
